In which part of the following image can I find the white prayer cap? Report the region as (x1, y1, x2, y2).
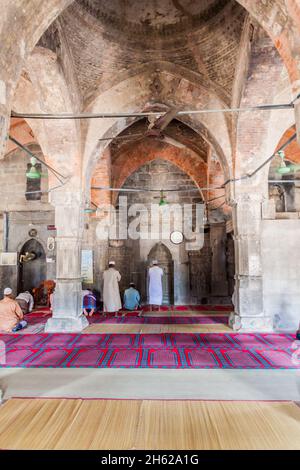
(152, 260, 158, 265)
(4, 287, 12, 295)
(108, 260, 115, 265)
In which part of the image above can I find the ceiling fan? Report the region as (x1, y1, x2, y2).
(98, 107, 185, 149)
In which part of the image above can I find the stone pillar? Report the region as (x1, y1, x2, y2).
(0, 104, 9, 159)
(230, 193, 272, 331)
(210, 223, 228, 296)
(45, 189, 88, 332)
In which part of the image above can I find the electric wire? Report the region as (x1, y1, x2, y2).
(24, 178, 71, 196)
(10, 122, 299, 199)
(221, 131, 298, 188)
(11, 94, 299, 121)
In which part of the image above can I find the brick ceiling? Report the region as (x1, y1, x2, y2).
(109, 119, 208, 163)
(77, 0, 229, 33)
(39, 0, 247, 102)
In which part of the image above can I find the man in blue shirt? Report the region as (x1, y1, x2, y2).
(123, 283, 141, 315)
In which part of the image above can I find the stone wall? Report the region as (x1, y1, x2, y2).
(0, 144, 50, 212)
(262, 219, 300, 330)
(0, 143, 55, 296)
(0, 211, 56, 296)
(83, 159, 232, 305)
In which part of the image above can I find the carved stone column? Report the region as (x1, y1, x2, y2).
(230, 193, 272, 331)
(45, 189, 88, 332)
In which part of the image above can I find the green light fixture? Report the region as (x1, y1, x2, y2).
(84, 201, 97, 213)
(276, 150, 300, 175)
(276, 150, 291, 175)
(26, 157, 41, 179)
(158, 190, 168, 207)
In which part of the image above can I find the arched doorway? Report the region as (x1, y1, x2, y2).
(18, 239, 46, 293)
(147, 243, 174, 305)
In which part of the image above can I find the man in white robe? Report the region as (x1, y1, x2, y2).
(148, 260, 164, 311)
(102, 261, 122, 316)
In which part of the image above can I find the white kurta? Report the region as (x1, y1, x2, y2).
(148, 266, 164, 305)
(103, 268, 122, 312)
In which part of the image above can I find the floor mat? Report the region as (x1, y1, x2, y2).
(90, 315, 230, 324)
(0, 398, 299, 449)
(83, 323, 232, 334)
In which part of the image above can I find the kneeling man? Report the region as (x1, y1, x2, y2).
(0, 288, 27, 332)
(123, 283, 141, 316)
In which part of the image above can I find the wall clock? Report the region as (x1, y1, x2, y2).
(28, 228, 37, 238)
(170, 231, 184, 245)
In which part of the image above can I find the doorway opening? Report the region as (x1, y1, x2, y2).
(18, 239, 46, 293)
(147, 242, 174, 305)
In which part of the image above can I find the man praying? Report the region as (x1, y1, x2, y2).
(0, 288, 28, 332)
(102, 261, 122, 317)
(123, 282, 141, 316)
(16, 290, 34, 314)
(148, 260, 164, 311)
(82, 289, 97, 317)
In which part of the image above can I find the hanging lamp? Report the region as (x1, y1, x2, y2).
(26, 157, 41, 179)
(276, 150, 300, 175)
(276, 150, 291, 175)
(84, 201, 97, 213)
(158, 190, 168, 206)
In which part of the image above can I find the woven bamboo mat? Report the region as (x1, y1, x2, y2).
(0, 398, 299, 449)
(140, 311, 230, 317)
(83, 323, 231, 334)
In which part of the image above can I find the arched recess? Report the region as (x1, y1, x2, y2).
(92, 138, 208, 207)
(0, 142, 50, 212)
(83, 69, 232, 198)
(18, 239, 46, 293)
(148, 242, 174, 305)
(5, 118, 37, 154)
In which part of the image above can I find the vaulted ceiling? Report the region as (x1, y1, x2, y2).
(38, 0, 248, 104)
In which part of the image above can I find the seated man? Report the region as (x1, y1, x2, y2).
(16, 290, 34, 314)
(0, 288, 27, 332)
(123, 283, 141, 316)
(82, 289, 97, 317)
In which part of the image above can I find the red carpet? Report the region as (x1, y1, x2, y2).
(1, 305, 296, 370)
(0, 332, 298, 369)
